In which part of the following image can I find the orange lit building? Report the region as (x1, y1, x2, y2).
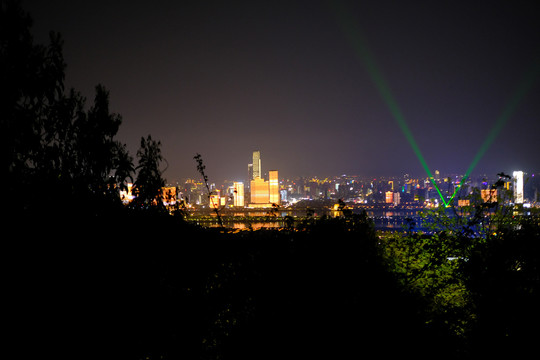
(269, 170, 280, 205)
(481, 189, 497, 203)
(458, 199, 470, 207)
(161, 187, 177, 206)
(250, 177, 269, 204)
(209, 190, 220, 209)
(385, 191, 393, 204)
(233, 182, 244, 207)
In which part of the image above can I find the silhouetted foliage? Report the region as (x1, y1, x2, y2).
(380, 179, 540, 357)
(463, 216, 540, 357)
(2, 1, 133, 217)
(131, 135, 166, 211)
(56, 214, 440, 360)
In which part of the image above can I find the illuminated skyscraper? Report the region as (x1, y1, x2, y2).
(247, 164, 253, 184)
(393, 192, 401, 206)
(280, 189, 287, 202)
(385, 191, 393, 203)
(209, 190, 220, 209)
(233, 182, 245, 207)
(250, 177, 269, 204)
(252, 150, 261, 180)
(513, 170, 524, 204)
(269, 170, 280, 205)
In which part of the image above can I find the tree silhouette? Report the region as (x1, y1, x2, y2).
(2, 1, 64, 212)
(131, 135, 166, 209)
(1, 1, 133, 216)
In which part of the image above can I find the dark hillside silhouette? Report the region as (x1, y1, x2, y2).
(17, 215, 447, 360)
(15, 211, 539, 359)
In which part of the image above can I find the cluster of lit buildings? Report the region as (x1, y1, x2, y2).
(165, 150, 282, 210)
(119, 183, 179, 206)
(462, 170, 524, 205)
(120, 153, 536, 210)
(177, 167, 535, 210)
(119, 150, 282, 209)
(226, 151, 281, 208)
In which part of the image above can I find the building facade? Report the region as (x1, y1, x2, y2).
(252, 150, 261, 180)
(209, 191, 220, 209)
(233, 182, 245, 207)
(250, 177, 269, 204)
(513, 170, 524, 204)
(385, 191, 393, 204)
(481, 189, 498, 203)
(269, 170, 280, 205)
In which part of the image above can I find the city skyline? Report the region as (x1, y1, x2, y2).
(184, 148, 538, 187)
(177, 167, 539, 209)
(23, 1, 540, 183)
(176, 164, 538, 189)
(177, 151, 538, 207)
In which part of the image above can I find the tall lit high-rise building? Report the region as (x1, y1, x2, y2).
(252, 150, 261, 180)
(280, 189, 287, 202)
(268, 170, 280, 205)
(513, 170, 524, 204)
(209, 190, 220, 209)
(251, 177, 269, 204)
(393, 192, 401, 206)
(247, 164, 253, 184)
(233, 182, 244, 207)
(385, 191, 393, 203)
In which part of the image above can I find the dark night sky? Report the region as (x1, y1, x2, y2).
(23, 0, 540, 183)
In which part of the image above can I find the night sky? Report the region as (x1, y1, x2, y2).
(23, 0, 540, 183)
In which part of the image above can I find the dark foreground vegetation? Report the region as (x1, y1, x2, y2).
(10, 211, 540, 360)
(3, 2, 540, 359)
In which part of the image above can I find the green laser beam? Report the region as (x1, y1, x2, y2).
(462, 63, 540, 183)
(331, 1, 540, 207)
(445, 61, 540, 206)
(330, 2, 442, 201)
(330, 2, 434, 178)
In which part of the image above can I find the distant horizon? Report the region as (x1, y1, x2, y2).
(165, 167, 538, 186)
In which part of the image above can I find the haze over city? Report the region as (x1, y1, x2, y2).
(24, 0, 540, 183)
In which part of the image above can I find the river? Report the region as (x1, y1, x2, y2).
(187, 208, 430, 232)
